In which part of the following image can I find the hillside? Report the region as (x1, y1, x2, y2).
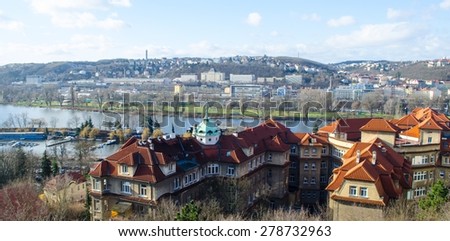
(393, 62, 450, 80)
(0, 56, 332, 85)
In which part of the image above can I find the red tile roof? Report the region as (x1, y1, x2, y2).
(326, 138, 411, 206)
(318, 118, 372, 141)
(89, 119, 299, 184)
(391, 114, 419, 130)
(360, 119, 401, 133)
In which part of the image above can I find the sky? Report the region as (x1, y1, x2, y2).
(1, 0, 450, 65)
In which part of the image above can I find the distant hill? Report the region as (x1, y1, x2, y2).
(0, 56, 332, 84)
(393, 62, 450, 81)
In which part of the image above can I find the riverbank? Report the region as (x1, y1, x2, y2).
(8, 101, 391, 121)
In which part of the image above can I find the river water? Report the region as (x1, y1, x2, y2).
(0, 104, 320, 158)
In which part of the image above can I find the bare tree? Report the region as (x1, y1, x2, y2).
(383, 98, 399, 116)
(0, 180, 50, 220)
(407, 92, 431, 109)
(361, 91, 383, 117)
(43, 85, 57, 107)
(50, 117, 58, 129)
(56, 94, 65, 107)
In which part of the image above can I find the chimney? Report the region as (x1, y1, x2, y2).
(356, 150, 361, 163)
(372, 150, 377, 165)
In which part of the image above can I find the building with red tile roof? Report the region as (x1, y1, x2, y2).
(89, 118, 300, 220)
(360, 119, 401, 146)
(326, 138, 411, 220)
(43, 172, 87, 204)
(288, 132, 334, 206)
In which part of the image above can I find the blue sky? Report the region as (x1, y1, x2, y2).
(1, 0, 450, 65)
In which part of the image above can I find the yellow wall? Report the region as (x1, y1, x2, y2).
(361, 131, 396, 147)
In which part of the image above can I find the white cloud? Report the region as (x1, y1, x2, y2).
(326, 22, 416, 48)
(108, 0, 131, 7)
(0, 34, 115, 64)
(301, 13, 321, 22)
(0, 20, 24, 30)
(327, 16, 355, 27)
(387, 8, 411, 20)
(246, 12, 262, 26)
(440, 0, 450, 9)
(0, 12, 24, 30)
(29, 0, 127, 29)
(30, 0, 105, 14)
(270, 31, 279, 37)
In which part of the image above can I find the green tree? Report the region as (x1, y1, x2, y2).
(146, 116, 154, 135)
(15, 147, 27, 178)
(175, 200, 201, 221)
(51, 159, 59, 176)
(41, 151, 52, 179)
(81, 188, 91, 221)
(419, 180, 449, 212)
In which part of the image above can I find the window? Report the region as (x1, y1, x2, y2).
(321, 161, 327, 169)
(139, 184, 147, 197)
(267, 153, 272, 162)
(289, 174, 296, 183)
(290, 162, 297, 169)
(303, 177, 309, 184)
(440, 170, 445, 178)
(94, 199, 101, 211)
(207, 164, 219, 175)
(430, 155, 435, 163)
(121, 181, 131, 194)
(320, 175, 327, 184)
(267, 169, 272, 178)
(121, 165, 129, 174)
(174, 178, 180, 190)
(322, 146, 327, 155)
(227, 166, 235, 176)
(304, 149, 309, 155)
(413, 171, 427, 181)
(93, 179, 101, 191)
(312, 148, 317, 154)
(360, 187, 368, 197)
(414, 187, 426, 197)
(311, 177, 316, 184)
(428, 137, 432, 143)
(429, 171, 433, 180)
(103, 179, 110, 191)
(168, 163, 175, 172)
(311, 163, 316, 170)
(290, 145, 296, 154)
(444, 157, 450, 164)
(304, 162, 309, 170)
(349, 186, 357, 196)
(184, 172, 197, 185)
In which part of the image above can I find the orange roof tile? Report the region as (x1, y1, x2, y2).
(330, 194, 386, 206)
(326, 138, 411, 205)
(391, 114, 419, 130)
(360, 119, 401, 133)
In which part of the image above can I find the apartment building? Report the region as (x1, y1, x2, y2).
(288, 133, 333, 206)
(326, 139, 412, 220)
(89, 116, 299, 220)
(43, 172, 87, 205)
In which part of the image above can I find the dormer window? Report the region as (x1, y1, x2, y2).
(121, 165, 129, 174)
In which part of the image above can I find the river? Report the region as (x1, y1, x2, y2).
(0, 104, 321, 157)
